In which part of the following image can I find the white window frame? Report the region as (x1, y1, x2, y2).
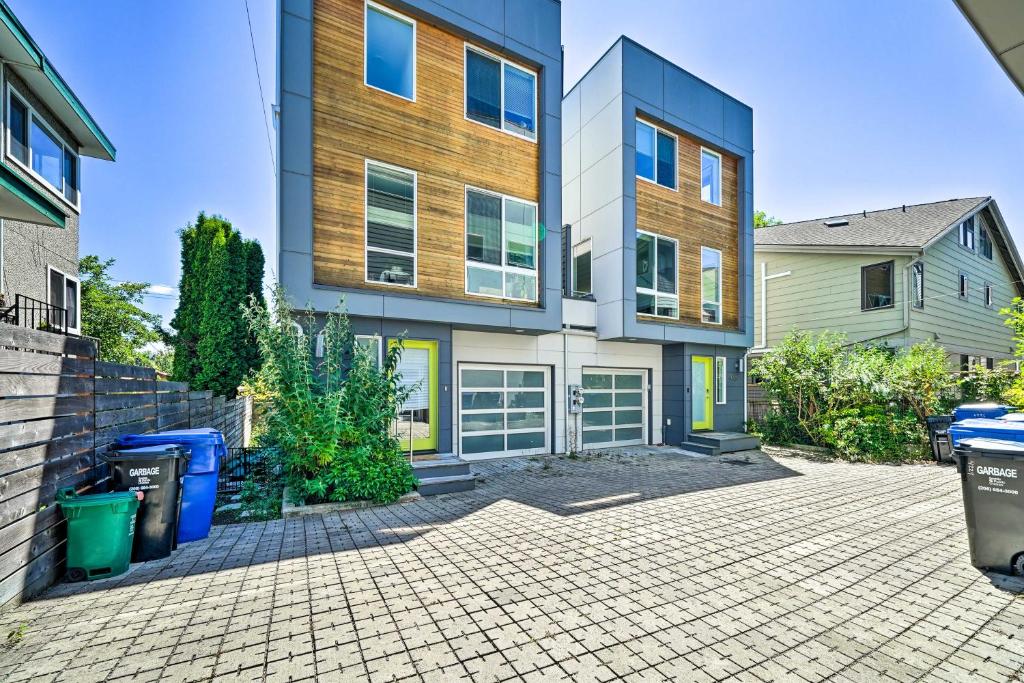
(984, 283, 993, 308)
(363, 1, 417, 102)
(911, 261, 924, 309)
(959, 216, 975, 251)
(701, 246, 723, 325)
(354, 334, 383, 366)
(636, 230, 679, 320)
(463, 43, 538, 143)
(458, 364, 549, 459)
(464, 185, 539, 302)
(580, 368, 647, 449)
(715, 356, 727, 405)
(364, 159, 418, 289)
(701, 147, 722, 206)
(959, 271, 969, 300)
(635, 118, 678, 191)
(6, 83, 80, 210)
(46, 265, 80, 334)
(979, 225, 993, 260)
(572, 238, 592, 296)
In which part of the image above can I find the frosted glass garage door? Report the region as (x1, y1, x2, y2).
(460, 365, 549, 458)
(581, 370, 645, 448)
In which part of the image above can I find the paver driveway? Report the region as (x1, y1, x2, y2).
(1, 448, 1023, 682)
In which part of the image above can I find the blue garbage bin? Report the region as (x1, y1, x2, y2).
(116, 429, 226, 543)
(1000, 413, 1024, 422)
(949, 418, 1024, 447)
(954, 403, 1014, 422)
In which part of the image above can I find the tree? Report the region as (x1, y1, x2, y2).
(754, 210, 782, 228)
(170, 212, 265, 398)
(79, 255, 161, 365)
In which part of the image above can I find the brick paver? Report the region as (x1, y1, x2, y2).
(1, 448, 1022, 682)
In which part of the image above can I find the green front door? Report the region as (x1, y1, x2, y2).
(692, 356, 714, 431)
(393, 339, 438, 453)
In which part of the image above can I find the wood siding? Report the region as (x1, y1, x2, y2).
(634, 121, 740, 329)
(312, 0, 541, 305)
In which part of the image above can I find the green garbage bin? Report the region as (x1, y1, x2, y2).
(57, 487, 141, 582)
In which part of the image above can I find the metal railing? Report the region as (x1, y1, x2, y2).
(217, 446, 274, 494)
(0, 294, 68, 334)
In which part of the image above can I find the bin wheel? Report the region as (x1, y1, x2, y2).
(66, 567, 86, 582)
(1013, 554, 1024, 577)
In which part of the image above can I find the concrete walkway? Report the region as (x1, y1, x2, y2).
(1, 448, 1022, 682)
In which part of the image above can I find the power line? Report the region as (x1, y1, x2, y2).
(244, 0, 276, 178)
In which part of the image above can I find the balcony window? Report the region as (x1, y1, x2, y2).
(701, 246, 722, 323)
(466, 188, 537, 301)
(701, 148, 721, 205)
(47, 266, 79, 333)
(861, 260, 894, 310)
(7, 86, 80, 206)
(365, 2, 415, 100)
(636, 231, 678, 318)
(365, 161, 416, 287)
(465, 46, 536, 140)
(635, 119, 676, 189)
(572, 239, 592, 296)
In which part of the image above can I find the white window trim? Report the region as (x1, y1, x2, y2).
(979, 226, 993, 260)
(701, 245, 723, 325)
(364, 158, 418, 289)
(5, 82, 81, 211)
(463, 43, 538, 144)
(572, 238, 592, 296)
(46, 265, 80, 334)
(911, 261, 924, 309)
(984, 282, 993, 308)
(464, 185, 539, 303)
(700, 147, 723, 207)
(636, 229, 679, 320)
(715, 356, 727, 405)
(354, 334, 383, 366)
(363, 1, 417, 102)
(458, 364, 549, 459)
(958, 271, 969, 300)
(579, 368, 647, 449)
(959, 216, 976, 252)
(635, 118, 678, 191)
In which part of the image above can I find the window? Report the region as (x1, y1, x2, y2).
(959, 272, 969, 300)
(364, 2, 415, 100)
(979, 226, 993, 260)
(985, 283, 993, 308)
(7, 86, 80, 206)
(701, 148, 722, 205)
(365, 161, 416, 287)
(911, 261, 924, 309)
(715, 357, 727, 405)
(959, 216, 975, 250)
(701, 246, 723, 324)
(861, 261, 894, 310)
(355, 334, 383, 367)
(635, 119, 676, 189)
(465, 188, 538, 301)
(572, 239, 592, 297)
(465, 46, 536, 140)
(636, 231, 678, 318)
(47, 267, 79, 333)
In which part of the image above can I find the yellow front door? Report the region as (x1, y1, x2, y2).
(392, 339, 438, 452)
(691, 356, 714, 431)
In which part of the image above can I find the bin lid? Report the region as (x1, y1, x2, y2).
(956, 402, 1014, 410)
(56, 490, 140, 507)
(951, 417, 1024, 431)
(957, 437, 1024, 456)
(105, 444, 188, 460)
(118, 428, 225, 447)
(999, 413, 1024, 422)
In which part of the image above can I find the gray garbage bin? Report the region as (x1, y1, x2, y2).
(955, 438, 1024, 576)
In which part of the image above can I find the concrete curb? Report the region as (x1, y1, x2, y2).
(280, 487, 422, 518)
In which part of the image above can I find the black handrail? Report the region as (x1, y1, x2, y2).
(0, 294, 68, 334)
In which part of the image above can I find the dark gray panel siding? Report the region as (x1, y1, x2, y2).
(662, 343, 747, 444)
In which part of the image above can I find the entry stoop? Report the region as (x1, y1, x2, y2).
(412, 455, 476, 496)
(686, 432, 761, 454)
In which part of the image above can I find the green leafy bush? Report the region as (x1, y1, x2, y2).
(244, 287, 415, 505)
(748, 411, 801, 446)
(818, 407, 925, 462)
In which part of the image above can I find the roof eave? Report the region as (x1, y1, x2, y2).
(754, 244, 922, 256)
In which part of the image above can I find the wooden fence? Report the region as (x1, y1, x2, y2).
(747, 383, 774, 423)
(0, 325, 251, 608)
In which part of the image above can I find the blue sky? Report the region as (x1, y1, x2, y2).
(9, 0, 1024, 325)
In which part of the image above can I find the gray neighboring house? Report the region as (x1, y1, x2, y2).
(753, 197, 1024, 369)
(0, 2, 116, 334)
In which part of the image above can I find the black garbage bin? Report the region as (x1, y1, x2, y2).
(926, 415, 954, 463)
(955, 438, 1024, 576)
(103, 445, 188, 562)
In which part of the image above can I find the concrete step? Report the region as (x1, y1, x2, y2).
(689, 432, 761, 453)
(679, 441, 720, 457)
(416, 474, 476, 496)
(412, 457, 471, 479)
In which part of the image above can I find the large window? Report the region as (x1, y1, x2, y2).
(912, 261, 924, 309)
(7, 87, 80, 206)
(572, 239, 592, 297)
(979, 225, 993, 260)
(701, 246, 722, 324)
(701, 148, 722, 205)
(465, 46, 536, 140)
(365, 161, 416, 287)
(47, 267, 79, 333)
(959, 216, 975, 250)
(861, 261, 894, 310)
(365, 2, 415, 100)
(636, 231, 678, 318)
(465, 188, 538, 301)
(635, 119, 676, 190)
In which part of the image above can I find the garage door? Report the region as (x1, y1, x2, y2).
(459, 365, 549, 459)
(581, 369, 646, 448)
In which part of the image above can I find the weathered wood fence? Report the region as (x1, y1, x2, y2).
(0, 325, 251, 607)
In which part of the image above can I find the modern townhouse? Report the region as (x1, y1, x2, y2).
(752, 197, 1024, 370)
(277, 0, 756, 480)
(0, 2, 115, 335)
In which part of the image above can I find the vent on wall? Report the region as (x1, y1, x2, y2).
(823, 219, 849, 227)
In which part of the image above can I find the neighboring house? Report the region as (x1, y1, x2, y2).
(277, 0, 754, 463)
(0, 2, 115, 335)
(955, 0, 1024, 96)
(753, 197, 1024, 370)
